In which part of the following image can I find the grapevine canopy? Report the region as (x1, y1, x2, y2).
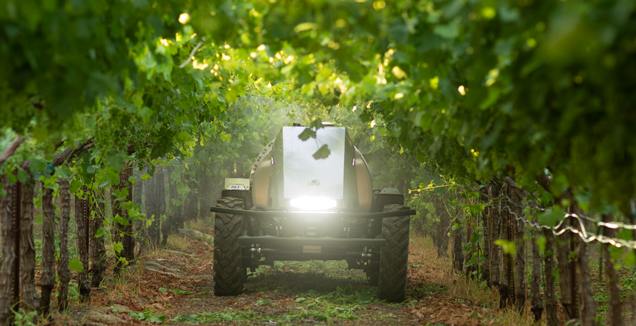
(0, 0, 634, 212)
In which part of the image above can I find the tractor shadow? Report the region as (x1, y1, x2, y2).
(244, 260, 376, 297)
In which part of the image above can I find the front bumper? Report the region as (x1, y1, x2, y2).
(239, 235, 385, 248)
(209, 206, 416, 220)
(239, 236, 384, 263)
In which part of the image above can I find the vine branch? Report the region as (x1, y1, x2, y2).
(179, 38, 206, 69)
(52, 139, 95, 167)
(0, 135, 25, 168)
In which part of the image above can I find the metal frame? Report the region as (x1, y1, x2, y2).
(210, 206, 416, 220)
(212, 206, 415, 270)
(238, 235, 385, 247)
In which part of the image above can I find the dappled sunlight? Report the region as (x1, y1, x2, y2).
(2, 0, 634, 325)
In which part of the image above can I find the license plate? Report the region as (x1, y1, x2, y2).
(303, 245, 321, 253)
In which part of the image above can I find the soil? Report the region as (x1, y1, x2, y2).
(44, 229, 636, 325)
(48, 231, 498, 326)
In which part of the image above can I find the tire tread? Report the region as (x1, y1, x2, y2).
(213, 197, 244, 296)
(377, 204, 410, 302)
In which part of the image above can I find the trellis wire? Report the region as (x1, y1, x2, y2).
(414, 184, 636, 249)
(493, 201, 636, 250)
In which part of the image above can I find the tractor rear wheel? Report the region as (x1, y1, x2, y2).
(377, 204, 410, 302)
(213, 197, 245, 296)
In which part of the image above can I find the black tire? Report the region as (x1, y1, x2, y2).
(213, 197, 245, 296)
(377, 204, 410, 302)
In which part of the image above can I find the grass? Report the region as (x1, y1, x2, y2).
(30, 213, 636, 325)
(79, 234, 197, 310)
(166, 233, 191, 252)
(408, 235, 537, 325)
(169, 311, 256, 324)
(409, 235, 498, 307)
(104, 263, 145, 304)
(41, 228, 560, 324)
(185, 217, 214, 232)
(412, 234, 636, 325)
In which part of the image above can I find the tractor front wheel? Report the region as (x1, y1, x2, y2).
(213, 197, 245, 296)
(377, 204, 410, 302)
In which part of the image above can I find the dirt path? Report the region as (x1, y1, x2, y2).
(36, 221, 636, 326)
(64, 232, 506, 325)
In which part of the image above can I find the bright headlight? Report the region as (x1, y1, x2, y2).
(289, 196, 337, 211)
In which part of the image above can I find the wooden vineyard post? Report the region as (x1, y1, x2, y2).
(530, 220, 543, 321)
(574, 230, 597, 325)
(599, 228, 604, 284)
(557, 222, 575, 319)
(464, 213, 473, 279)
(506, 201, 514, 308)
(163, 166, 179, 247)
(177, 172, 186, 229)
(114, 162, 134, 275)
(40, 187, 56, 316)
(480, 186, 490, 284)
(488, 182, 502, 286)
(184, 174, 198, 224)
(510, 186, 526, 313)
(75, 187, 91, 301)
(452, 218, 464, 273)
(198, 165, 212, 220)
(133, 167, 147, 258)
(569, 217, 579, 319)
(500, 185, 514, 309)
(12, 182, 20, 319)
(133, 168, 143, 209)
(543, 229, 559, 326)
(568, 202, 595, 325)
(0, 179, 18, 324)
(152, 166, 166, 248)
(438, 197, 450, 257)
(125, 164, 135, 262)
(11, 182, 22, 320)
(602, 214, 623, 326)
(89, 190, 107, 288)
(20, 172, 39, 314)
(145, 170, 159, 249)
(57, 179, 71, 311)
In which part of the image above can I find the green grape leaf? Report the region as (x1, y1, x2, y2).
(359, 112, 371, 123)
(69, 258, 83, 272)
(537, 209, 564, 227)
(30, 157, 46, 172)
(536, 235, 547, 254)
(106, 151, 126, 171)
(494, 239, 516, 256)
(625, 251, 636, 267)
(17, 168, 28, 183)
(298, 128, 316, 141)
(95, 227, 106, 238)
(113, 242, 124, 254)
(308, 118, 323, 130)
(148, 314, 167, 323)
(70, 179, 82, 194)
(7, 172, 17, 184)
(312, 144, 331, 160)
(56, 165, 73, 179)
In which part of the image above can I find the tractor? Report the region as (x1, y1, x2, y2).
(210, 124, 414, 302)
